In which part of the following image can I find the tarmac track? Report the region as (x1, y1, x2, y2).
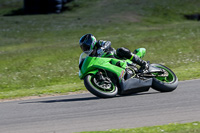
(0, 79, 200, 133)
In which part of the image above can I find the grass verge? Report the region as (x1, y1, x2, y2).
(79, 122, 200, 133)
(0, 0, 200, 99)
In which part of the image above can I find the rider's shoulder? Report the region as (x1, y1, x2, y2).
(97, 40, 111, 45)
(97, 40, 106, 44)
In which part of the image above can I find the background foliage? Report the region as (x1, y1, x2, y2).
(0, 0, 200, 99)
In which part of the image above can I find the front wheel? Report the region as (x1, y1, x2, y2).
(84, 74, 118, 98)
(151, 64, 178, 92)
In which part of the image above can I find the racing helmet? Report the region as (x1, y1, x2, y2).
(79, 34, 97, 52)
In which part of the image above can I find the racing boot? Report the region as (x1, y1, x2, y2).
(116, 47, 149, 73)
(130, 53, 149, 73)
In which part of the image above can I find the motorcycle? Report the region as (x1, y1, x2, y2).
(78, 48, 178, 98)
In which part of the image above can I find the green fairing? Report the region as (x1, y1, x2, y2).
(79, 56, 127, 80)
(79, 48, 146, 80)
(135, 48, 146, 58)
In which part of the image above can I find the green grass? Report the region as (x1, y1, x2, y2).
(79, 122, 200, 133)
(0, 0, 200, 99)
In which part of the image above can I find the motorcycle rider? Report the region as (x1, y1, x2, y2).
(79, 34, 149, 72)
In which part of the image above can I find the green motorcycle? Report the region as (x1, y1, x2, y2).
(79, 49, 178, 98)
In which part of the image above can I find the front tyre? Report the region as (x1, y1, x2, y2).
(151, 64, 178, 92)
(84, 74, 118, 98)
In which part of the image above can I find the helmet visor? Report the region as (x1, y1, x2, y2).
(80, 44, 90, 52)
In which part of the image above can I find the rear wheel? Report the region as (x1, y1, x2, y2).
(151, 64, 178, 92)
(84, 74, 118, 98)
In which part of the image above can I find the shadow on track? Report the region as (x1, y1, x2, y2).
(20, 96, 100, 104)
(119, 91, 160, 97)
(20, 91, 160, 104)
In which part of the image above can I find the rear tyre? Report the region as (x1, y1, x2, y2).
(84, 74, 118, 98)
(151, 64, 178, 92)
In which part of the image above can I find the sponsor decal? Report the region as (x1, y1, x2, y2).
(119, 70, 125, 81)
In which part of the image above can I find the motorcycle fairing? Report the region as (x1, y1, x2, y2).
(79, 56, 127, 81)
(120, 77, 152, 94)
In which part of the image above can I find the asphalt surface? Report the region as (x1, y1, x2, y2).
(0, 79, 200, 133)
